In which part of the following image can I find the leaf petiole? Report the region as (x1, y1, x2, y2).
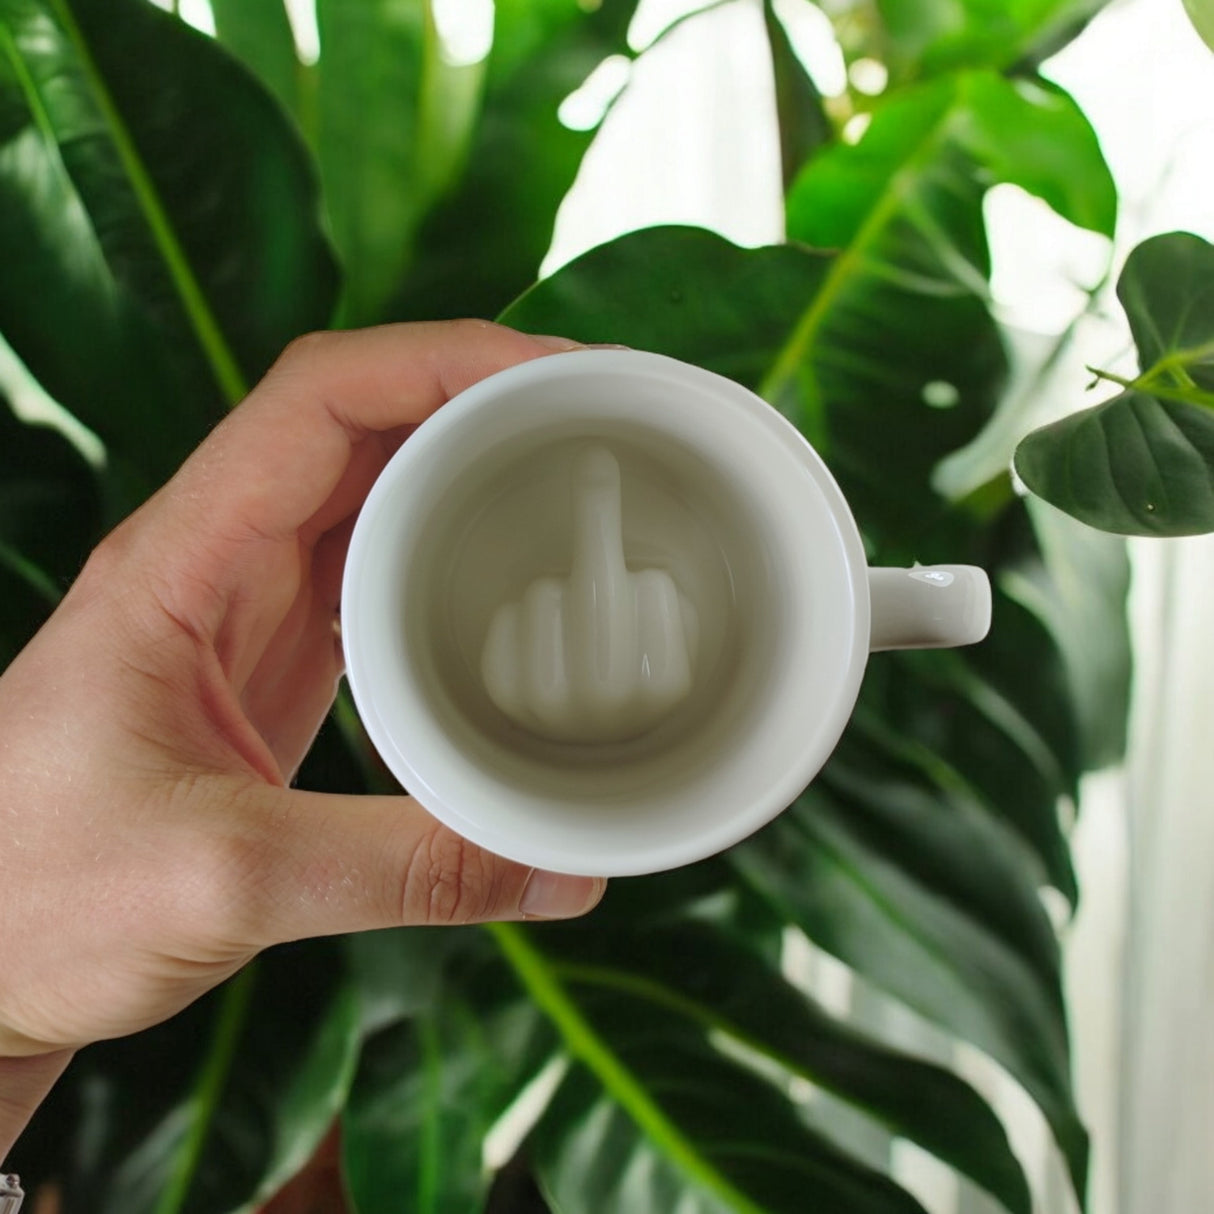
(1085, 364, 1214, 411)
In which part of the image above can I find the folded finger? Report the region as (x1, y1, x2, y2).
(183, 323, 576, 543)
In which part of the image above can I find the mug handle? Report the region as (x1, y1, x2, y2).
(867, 565, 992, 652)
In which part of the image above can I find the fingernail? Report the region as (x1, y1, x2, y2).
(529, 334, 584, 351)
(519, 869, 606, 920)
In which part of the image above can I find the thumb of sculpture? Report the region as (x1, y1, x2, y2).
(481, 445, 697, 744)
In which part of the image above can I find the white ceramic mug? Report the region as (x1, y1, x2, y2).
(341, 350, 990, 876)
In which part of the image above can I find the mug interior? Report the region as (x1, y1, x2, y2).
(341, 351, 868, 875)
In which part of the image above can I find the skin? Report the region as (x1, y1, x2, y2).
(0, 322, 606, 1162)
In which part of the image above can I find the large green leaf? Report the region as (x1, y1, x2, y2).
(733, 779, 1087, 1200)
(825, 718, 1069, 974)
(870, 641, 1078, 900)
(1183, 0, 1214, 52)
(315, 0, 486, 325)
(962, 581, 1084, 796)
(506, 221, 990, 555)
(1015, 232, 1214, 535)
(210, 0, 301, 122)
(492, 924, 930, 1214)
(17, 944, 361, 1214)
(501, 224, 831, 383)
(785, 72, 1113, 247)
(526, 921, 1031, 1214)
(388, 0, 638, 323)
(1008, 499, 1132, 769)
(345, 1019, 487, 1214)
(343, 937, 557, 1214)
(875, 0, 1108, 81)
(1117, 231, 1214, 385)
(0, 0, 337, 485)
(772, 70, 1111, 554)
(1015, 387, 1214, 535)
(339, 873, 748, 1212)
(0, 398, 100, 664)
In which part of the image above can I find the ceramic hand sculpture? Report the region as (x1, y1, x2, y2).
(481, 445, 698, 743)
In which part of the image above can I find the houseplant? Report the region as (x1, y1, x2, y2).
(4, 0, 1196, 1209)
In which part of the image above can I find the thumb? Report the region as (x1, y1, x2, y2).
(232, 787, 606, 948)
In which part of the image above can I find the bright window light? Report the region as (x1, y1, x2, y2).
(772, 0, 847, 96)
(283, 0, 320, 66)
(985, 183, 1112, 333)
(148, 0, 215, 36)
(841, 111, 871, 144)
(558, 54, 633, 131)
(848, 55, 889, 96)
(179, 0, 214, 35)
(433, 0, 494, 67)
(629, 0, 714, 52)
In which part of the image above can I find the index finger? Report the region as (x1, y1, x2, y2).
(165, 321, 580, 546)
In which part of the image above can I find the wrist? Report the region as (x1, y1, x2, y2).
(0, 1050, 73, 1165)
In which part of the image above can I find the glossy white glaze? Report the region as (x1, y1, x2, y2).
(481, 446, 697, 743)
(341, 350, 990, 876)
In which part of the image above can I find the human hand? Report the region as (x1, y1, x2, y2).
(0, 324, 604, 1140)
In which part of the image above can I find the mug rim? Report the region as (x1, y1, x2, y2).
(342, 349, 871, 874)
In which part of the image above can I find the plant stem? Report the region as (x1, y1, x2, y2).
(1087, 364, 1214, 410)
(155, 965, 257, 1214)
(0, 541, 61, 606)
(486, 922, 767, 1214)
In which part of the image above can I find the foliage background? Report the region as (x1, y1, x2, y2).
(2, 0, 1211, 1211)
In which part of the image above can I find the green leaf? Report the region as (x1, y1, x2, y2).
(492, 923, 929, 1214)
(733, 783, 1088, 1200)
(840, 706, 1069, 972)
(964, 581, 1084, 795)
(343, 1014, 503, 1214)
(343, 945, 557, 1214)
(344, 924, 482, 1037)
(763, 0, 832, 188)
(859, 501, 1091, 897)
(533, 921, 1032, 1214)
(775, 78, 1002, 553)
(875, 0, 1108, 80)
(501, 224, 832, 384)
(341, 893, 769, 1213)
(871, 641, 1078, 901)
(1182, 0, 1214, 53)
(1117, 230, 1214, 390)
(210, 0, 302, 122)
(1015, 387, 1214, 535)
(0, 0, 337, 484)
(0, 397, 100, 664)
(390, 0, 638, 323)
(536, 1044, 926, 1214)
(952, 73, 1115, 238)
(505, 222, 994, 555)
(20, 944, 361, 1214)
(315, 0, 486, 325)
(772, 69, 1111, 550)
(1009, 499, 1132, 768)
(1014, 233, 1214, 535)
